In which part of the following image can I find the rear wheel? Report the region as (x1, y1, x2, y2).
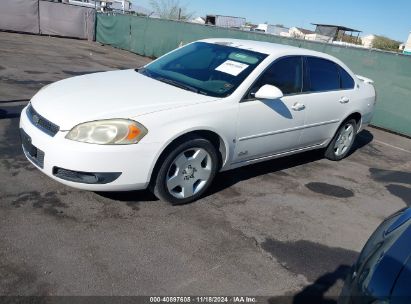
(152, 136, 218, 205)
(325, 119, 357, 161)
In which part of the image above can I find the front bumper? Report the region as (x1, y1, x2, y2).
(19, 105, 161, 191)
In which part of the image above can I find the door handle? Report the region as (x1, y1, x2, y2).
(339, 97, 350, 104)
(292, 102, 305, 111)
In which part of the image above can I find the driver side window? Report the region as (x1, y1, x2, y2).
(247, 56, 303, 99)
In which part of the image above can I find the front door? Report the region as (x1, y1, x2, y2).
(234, 56, 307, 163)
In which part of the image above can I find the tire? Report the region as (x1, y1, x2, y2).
(325, 119, 357, 161)
(152, 136, 219, 205)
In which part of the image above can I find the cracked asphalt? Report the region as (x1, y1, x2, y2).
(1, 32, 411, 301)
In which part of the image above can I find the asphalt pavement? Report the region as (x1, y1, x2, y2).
(1, 32, 411, 301)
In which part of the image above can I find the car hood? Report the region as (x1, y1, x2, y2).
(30, 69, 217, 130)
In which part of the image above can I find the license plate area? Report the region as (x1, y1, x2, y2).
(20, 128, 45, 168)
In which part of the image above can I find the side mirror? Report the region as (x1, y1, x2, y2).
(254, 85, 284, 100)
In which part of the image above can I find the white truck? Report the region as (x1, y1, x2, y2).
(255, 24, 289, 36)
(205, 15, 246, 28)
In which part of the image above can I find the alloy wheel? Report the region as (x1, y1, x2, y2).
(166, 148, 212, 199)
(334, 123, 355, 157)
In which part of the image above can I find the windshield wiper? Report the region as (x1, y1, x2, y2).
(156, 77, 202, 94)
(137, 70, 208, 96)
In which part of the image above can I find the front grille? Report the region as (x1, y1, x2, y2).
(53, 167, 121, 184)
(35, 150, 45, 168)
(27, 104, 60, 137)
(20, 128, 45, 168)
(54, 167, 99, 184)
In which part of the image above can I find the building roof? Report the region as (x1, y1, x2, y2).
(311, 23, 362, 33)
(295, 27, 315, 35)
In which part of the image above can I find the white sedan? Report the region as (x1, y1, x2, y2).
(20, 39, 376, 204)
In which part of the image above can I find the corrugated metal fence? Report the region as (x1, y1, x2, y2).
(0, 0, 95, 40)
(97, 14, 410, 137)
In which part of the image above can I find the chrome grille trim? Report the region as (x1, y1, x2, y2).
(27, 104, 60, 137)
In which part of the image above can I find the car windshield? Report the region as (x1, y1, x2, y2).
(138, 42, 268, 98)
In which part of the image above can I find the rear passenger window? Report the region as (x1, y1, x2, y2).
(338, 66, 355, 89)
(306, 57, 340, 92)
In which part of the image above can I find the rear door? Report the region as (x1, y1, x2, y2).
(299, 57, 356, 147)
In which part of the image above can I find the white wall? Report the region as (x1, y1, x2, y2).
(362, 35, 375, 48)
(305, 33, 332, 42)
(288, 27, 305, 39)
(405, 32, 411, 52)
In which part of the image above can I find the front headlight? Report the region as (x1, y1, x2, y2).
(65, 119, 148, 145)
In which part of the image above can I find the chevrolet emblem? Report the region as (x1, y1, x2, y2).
(32, 114, 40, 124)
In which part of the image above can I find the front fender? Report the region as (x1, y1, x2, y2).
(136, 100, 239, 182)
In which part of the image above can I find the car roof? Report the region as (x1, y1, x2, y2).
(200, 38, 342, 63)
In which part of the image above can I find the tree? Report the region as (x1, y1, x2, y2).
(340, 34, 362, 45)
(372, 35, 401, 52)
(149, 0, 194, 21)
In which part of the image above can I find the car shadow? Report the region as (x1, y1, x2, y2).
(348, 129, 374, 157)
(206, 129, 373, 197)
(207, 149, 324, 197)
(96, 189, 158, 203)
(267, 265, 351, 304)
(96, 129, 374, 203)
(262, 99, 293, 119)
(292, 265, 351, 304)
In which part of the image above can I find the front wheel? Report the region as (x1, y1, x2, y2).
(152, 136, 218, 205)
(325, 119, 357, 161)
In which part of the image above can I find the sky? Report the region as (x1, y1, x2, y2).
(131, 0, 410, 42)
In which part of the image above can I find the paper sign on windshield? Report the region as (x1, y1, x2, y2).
(215, 60, 249, 76)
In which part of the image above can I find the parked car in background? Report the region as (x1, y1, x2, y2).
(20, 39, 376, 204)
(339, 208, 411, 304)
